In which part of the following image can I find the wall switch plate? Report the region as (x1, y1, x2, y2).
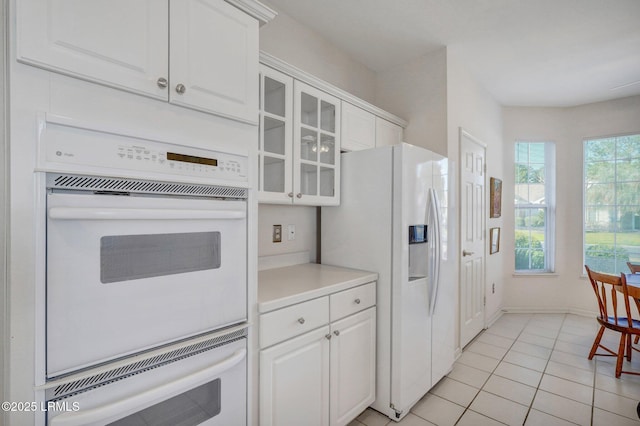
(287, 224, 296, 241)
(273, 225, 282, 243)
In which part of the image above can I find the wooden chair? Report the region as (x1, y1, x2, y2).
(586, 265, 640, 377)
(628, 262, 640, 274)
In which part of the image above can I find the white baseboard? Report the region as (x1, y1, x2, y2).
(485, 309, 504, 328)
(502, 306, 597, 318)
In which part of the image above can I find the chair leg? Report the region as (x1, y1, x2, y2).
(589, 326, 606, 360)
(616, 333, 627, 378)
(635, 335, 639, 344)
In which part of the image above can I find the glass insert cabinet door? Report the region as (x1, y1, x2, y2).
(258, 65, 293, 203)
(293, 81, 341, 205)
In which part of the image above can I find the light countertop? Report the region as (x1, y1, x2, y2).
(258, 263, 378, 313)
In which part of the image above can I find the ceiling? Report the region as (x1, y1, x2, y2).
(264, 0, 640, 107)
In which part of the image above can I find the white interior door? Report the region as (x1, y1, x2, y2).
(459, 130, 486, 348)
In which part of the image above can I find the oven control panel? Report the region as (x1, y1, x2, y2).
(40, 121, 248, 184)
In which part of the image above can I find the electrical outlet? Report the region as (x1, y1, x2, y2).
(287, 224, 296, 241)
(272, 225, 282, 243)
(492, 283, 495, 294)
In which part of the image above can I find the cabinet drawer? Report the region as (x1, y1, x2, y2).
(260, 297, 329, 348)
(330, 282, 376, 321)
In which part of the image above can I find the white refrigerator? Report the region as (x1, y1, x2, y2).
(321, 143, 456, 421)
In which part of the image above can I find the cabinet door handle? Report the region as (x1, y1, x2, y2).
(175, 84, 186, 94)
(157, 77, 168, 88)
(325, 334, 332, 340)
(296, 193, 302, 198)
(297, 317, 305, 324)
(354, 298, 361, 304)
(333, 330, 340, 336)
(288, 192, 294, 198)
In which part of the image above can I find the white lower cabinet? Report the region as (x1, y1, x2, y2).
(259, 282, 376, 426)
(260, 326, 330, 426)
(329, 308, 376, 426)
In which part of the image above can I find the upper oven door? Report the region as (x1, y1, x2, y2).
(46, 191, 247, 377)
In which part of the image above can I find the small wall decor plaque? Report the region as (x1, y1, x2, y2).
(490, 177, 502, 218)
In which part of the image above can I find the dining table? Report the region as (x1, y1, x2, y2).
(625, 273, 640, 299)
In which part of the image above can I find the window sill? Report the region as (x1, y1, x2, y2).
(512, 272, 558, 277)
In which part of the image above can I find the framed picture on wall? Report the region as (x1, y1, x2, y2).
(490, 177, 502, 218)
(490, 227, 500, 254)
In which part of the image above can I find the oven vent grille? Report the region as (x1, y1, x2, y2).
(46, 327, 247, 401)
(47, 174, 248, 199)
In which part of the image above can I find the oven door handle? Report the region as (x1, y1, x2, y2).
(48, 207, 246, 220)
(50, 347, 246, 426)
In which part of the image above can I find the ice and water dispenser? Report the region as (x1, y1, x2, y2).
(408, 225, 428, 280)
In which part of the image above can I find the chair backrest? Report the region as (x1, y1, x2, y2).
(585, 265, 636, 328)
(627, 262, 640, 274)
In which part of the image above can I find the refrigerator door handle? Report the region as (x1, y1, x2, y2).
(428, 188, 442, 315)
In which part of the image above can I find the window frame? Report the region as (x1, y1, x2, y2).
(514, 141, 556, 273)
(582, 133, 640, 275)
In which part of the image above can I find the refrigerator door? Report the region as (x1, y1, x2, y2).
(430, 155, 456, 385)
(390, 144, 434, 416)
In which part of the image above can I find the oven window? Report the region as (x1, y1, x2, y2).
(101, 232, 221, 284)
(108, 379, 222, 425)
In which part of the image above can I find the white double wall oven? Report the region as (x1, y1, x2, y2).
(35, 115, 251, 425)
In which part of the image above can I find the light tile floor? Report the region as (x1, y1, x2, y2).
(349, 313, 640, 426)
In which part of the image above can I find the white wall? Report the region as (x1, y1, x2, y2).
(446, 48, 505, 326)
(375, 48, 448, 156)
(258, 205, 318, 262)
(259, 5, 376, 104)
(502, 95, 640, 315)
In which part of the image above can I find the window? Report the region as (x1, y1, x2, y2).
(514, 142, 555, 272)
(584, 134, 640, 274)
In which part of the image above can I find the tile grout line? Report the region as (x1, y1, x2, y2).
(452, 315, 536, 426)
(521, 313, 571, 426)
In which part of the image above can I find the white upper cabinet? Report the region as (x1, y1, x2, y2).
(257, 70, 341, 206)
(294, 81, 341, 206)
(17, 0, 259, 124)
(17, 0, 167, 99)
(375, 117, 403, 147)
(169, 0, 258, 122)
(259, 65, 293, 203)
(341, 102, 375, 152)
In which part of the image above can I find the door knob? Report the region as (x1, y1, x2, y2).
(156, 77, 168, 88)
(463, 250, 475, 257)
(175, 84, 186, 94)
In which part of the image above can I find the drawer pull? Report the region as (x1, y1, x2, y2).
(297, 317, 305, 324)
(354, 298, 361, 304)
(333, 330, 340, 336)
(325, 334, 332, 340)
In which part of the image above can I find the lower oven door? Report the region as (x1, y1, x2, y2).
(46, 336, 247, 426)
(46, 190, 247, 377)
